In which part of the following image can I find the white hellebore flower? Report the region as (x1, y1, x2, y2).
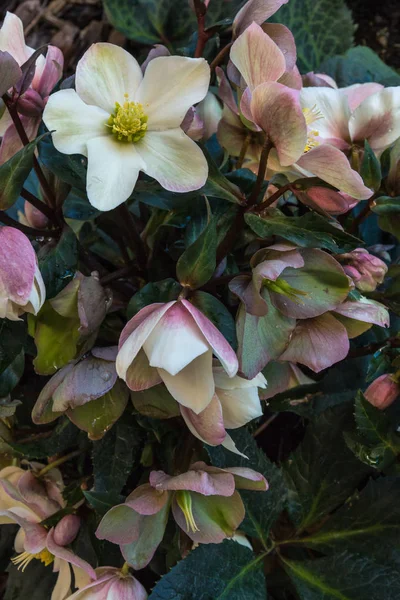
(43, 43, 210, 211)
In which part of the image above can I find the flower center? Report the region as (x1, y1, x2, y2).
(176, 491, 199, 533)
(107, 94, 148, 143)
(11, 549, 54, 572)
(302, 105, 323, 153)
(263, 277, 308, 303)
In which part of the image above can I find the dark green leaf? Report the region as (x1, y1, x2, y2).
(83, 490, 125, 516)
(360, 141, 381, 192)
(92, 421, 142, 494)
(378, 214, 400, 240)
(272, 0, 354, 72)
(176, 217, 217, 289)
(127, 278, 181, 320)
(38, 226, 78, 299)
(282, 551, 400, 600)
(283, 406, 369, 530)
(0, 398, 22, 418)
(39, 136, 87, 191)
(7, 418, 80, 459)
(0, 320, 26, 377)
(0, 133, 48, 210)
(245, 210, 361, 252)
(149, 540, 267, 600)
(201, 149, 246, 205)
(320, 46, 400, 87)
(0, 350, 25, 396)
(297, 478, 400, 566)
(371, 196, 400, 215)
(208, 428, 287, 548)
(190, 290, 237, 349)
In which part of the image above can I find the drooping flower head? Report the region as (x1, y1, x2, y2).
(0, 226, 45, 320)
(43, 43, 210, 210)
(65, 566, 147, 600)
(336, 248, 388, 292)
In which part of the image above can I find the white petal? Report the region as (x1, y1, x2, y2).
(143, 304, 209, 375)
(349, 87, 400, 151)
(0, 12, 33, 65)
(300, 87, 351, 145)
(51, 559, 71, 600)
(86, 136, 145, 210)
(136, 129, 208, 192)
(136, 56, 210, 130)
(76, 42, 143, 113)
(43, 89, 109, 156)
(159, 350, 215, 414)
(217, 386, 263, 429)
(222, 435, 248, 458)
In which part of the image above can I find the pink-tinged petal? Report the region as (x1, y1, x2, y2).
(341, 82, 384, 112)
(181, 300, 238, 377)
(222, 435, 248, 458)
(125, 483, 169, 515)
(302, 72, 337, 88)
(239, 86, 257, 124)
(91, 346, 118, 361)
(251, 82, 308, 166)
(252, 248, 305, 282)
(216, 66, 239, 115)
(0, 227, 35, 304)
(86, 135, 144, 211)
(217, 106, 261, 162)
(172, 491, 245, 543)
(0, 510, 46, 552)
(34, 45, 64, 97)
(229, 275, 268, 317)
(126, 349, 162, 391)
(141, 44, 170, 73)
(43, 89, 109, 157)
(137, 56, 210, 130)
(76, 42, 143, 113)
(53, 515, 81, 546)
(233, 0, 289, 37)
(47, 528, 97, 580)
(296, 187, 357, 215)
(116, 302, 175, 380)
(52, 357, 117, 411)
(108, 576, 148, 600)
(96, 505, 142, 545)
(230, 23, 286, 91)
(278, 65, 302, 90)
(0, 116, 40, 164)
(136, 129, 208, 193)
(0, 12, 33, 66)
(300, 86, 351, 144)
(17, 471, 61, 519)
(225, 468, 268, 491)
(261, 361, 315, 400)
(333, 297, 389, 328)
(32, 363, 74, 425)
(143, 302, 209, 375)
(365, 374, 400, 410)
(150, 465, 235, 497)
(0, 50, 22, 96)
(159, 350, 215, 414)
(296, 145, 373, 200)
(262, 23, 296, 71)
(349, 87, 400, 151)
(196, 92, 222, 141)
(280, 313, 350, 372)
(121, 502, 169, 570)
(180, 395, 227, 446)
(181, 106, 204, 141)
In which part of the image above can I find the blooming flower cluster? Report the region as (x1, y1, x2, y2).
(0, 1, 398, 598)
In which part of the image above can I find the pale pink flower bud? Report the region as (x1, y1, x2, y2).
(53, 514, 81, 546)
(70, 567, 148, 599)
(339, 248, 387, 292)
(17, 88, 45, 117)
(365, 374, 400, 410)
(24, 200, 50, 229)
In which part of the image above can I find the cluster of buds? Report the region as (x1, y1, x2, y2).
(337, 248, 388, 292)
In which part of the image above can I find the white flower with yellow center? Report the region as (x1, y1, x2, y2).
(43, 43, 210, 211)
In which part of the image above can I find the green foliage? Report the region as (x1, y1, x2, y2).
(4, 561, 57, 600)
(190, 290, 237, 348)
(272, 0, 354, 72)
(360, 141, 382, 192)
(38, 226, 78, 299)
(320, 46, 400, 87)
(7, 418, 80, 459)
(149, 541, 267, 600)
(127, 278, 181, 320)
(176, 217, 217, 289)
(0, 319, 26, 376)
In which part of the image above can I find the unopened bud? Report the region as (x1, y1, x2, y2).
(17, 89, 45, 117)
(338, 248, 387, 292)
(365, 374, 399, 410)
(24, 201, 50, 230)
(53, 514, 81, 546)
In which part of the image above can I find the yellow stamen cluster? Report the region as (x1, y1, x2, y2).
(107, 94, 148, 143)
(176, 491, 199, 533)
(302, 105, 324, 153)
(11, 548, 54, 572)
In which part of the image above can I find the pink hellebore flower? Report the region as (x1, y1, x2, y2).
(43, 43, 210, 211)
(65, 567, 147, 600)
(337, 248, 388, 292)
(180, 366, 266, 455)
(0, 12, 63, 163)
(96, 461, 267, 569)
(364, 374, 400, 410)
(0, 467, 95, 600)
(0, 226, 45, 320)
(116, 299, 238, 414)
